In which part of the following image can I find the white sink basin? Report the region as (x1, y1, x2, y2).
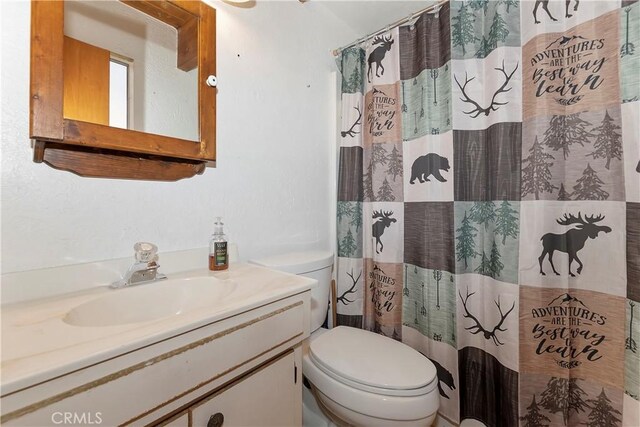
(63, 277, 237, 327)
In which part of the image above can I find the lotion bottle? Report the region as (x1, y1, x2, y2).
(209, 217, 228, 271)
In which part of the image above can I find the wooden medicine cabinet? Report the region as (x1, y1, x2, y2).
(30, 0, 216, 181)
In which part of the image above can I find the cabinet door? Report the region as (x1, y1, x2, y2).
(190, 351, 300, 427)
(63, 37, 110, 125)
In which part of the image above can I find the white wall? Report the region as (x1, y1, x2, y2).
(0, 0, 361, 273)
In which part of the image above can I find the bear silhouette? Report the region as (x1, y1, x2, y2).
(429, 358, 456, 399)
(409, 153, 450, 184)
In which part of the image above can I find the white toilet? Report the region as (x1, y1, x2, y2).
(251, 251, 440, 427)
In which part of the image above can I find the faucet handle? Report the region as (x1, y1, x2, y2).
(134, 242, 159, 264)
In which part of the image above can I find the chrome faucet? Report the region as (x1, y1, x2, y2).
(111, 242, 167, 288)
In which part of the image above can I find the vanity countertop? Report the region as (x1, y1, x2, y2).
(1, 263, 315, 396)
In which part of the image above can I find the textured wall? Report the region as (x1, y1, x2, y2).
(0, 0, 359, 273)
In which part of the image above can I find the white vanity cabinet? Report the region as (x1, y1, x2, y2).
(160, 349, 301, 427)
(188, 349, 301, 427)
(1, 286, 311, 427)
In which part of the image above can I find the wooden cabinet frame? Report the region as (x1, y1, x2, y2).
(29, 0, 216, 181)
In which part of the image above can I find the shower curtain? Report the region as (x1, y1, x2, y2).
(335, 0, 639, 425)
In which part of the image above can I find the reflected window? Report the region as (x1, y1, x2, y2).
(109, 58, 130, 129)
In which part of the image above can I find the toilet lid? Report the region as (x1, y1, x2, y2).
(309, 326, 437, 392)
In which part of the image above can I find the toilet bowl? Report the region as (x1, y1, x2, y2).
(250, 251, 440, 427)
(304, 326, 439, 427)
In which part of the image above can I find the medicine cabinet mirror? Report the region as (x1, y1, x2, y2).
(30, 0, 216, 181)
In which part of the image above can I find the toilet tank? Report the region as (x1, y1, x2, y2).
(250, 251, 333, 332)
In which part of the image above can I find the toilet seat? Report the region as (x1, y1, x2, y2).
(309, 326, 437, 397)
(303, 327, 440, 424)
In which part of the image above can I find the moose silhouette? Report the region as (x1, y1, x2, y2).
(538, 213, 611, 277)
(534, 0, 580, 23)
(533, 0, 557, 23)
(367, 35, 394, 83)
(372, 210, 396, 254)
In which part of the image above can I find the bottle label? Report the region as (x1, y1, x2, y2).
(214, 242, 228, 266)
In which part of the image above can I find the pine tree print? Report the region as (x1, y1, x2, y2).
(386, 145, 402, 182)
(488, 241, 504, 278)
(474, 251, 491, 275)
(350, 202, 363, 232)
(520, 395, 551, 427)
(588, 110, 622, 170)
(469, 201, 496, 230)
(363, 158, 375, 201)
(339, 228, 357, 257)
(494, 200, 518, 244)
(452, 2, 478, 56)
(499, 0, 518, 13)
(346, 64, 362, 93)
(337, 202, 354, 221)
(557, 183, 571, 201)
(341, 49, 364, 93)
(371, 144, 389, 170)
(472, 8, 510, 57)
(572, 163, 610, 200)
(543, 114, 594, 160)
(469, 0, 490, 15)
(540, 377, 590, 426)
(475, 35, 493, 58)
(488, 11, 509, 47)
(376, 177, 395, 201)
(584, 389, 622, 427)
(522, 136, 558, 200)
(456, 211, 479, 269)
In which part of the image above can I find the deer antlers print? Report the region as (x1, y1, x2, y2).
(341, 105, 362, 138)
(459, 288, 515, 346)
(337, 269, 361, 305)
(454, 60, 519, 118)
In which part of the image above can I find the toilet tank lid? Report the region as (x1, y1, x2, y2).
(249, 251, 333, 274)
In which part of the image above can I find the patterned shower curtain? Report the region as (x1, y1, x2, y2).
(335, 0, 639, 425)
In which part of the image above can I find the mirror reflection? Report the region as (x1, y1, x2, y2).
(63, 0, 198, 141)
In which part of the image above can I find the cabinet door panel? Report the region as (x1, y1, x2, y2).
(190, 351, 300, 427)
(63, 36, 110, 125)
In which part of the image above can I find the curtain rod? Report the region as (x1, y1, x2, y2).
(331, 0, 450, 57)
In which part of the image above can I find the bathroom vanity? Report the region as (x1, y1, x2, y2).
(1, 264, 314, 426)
